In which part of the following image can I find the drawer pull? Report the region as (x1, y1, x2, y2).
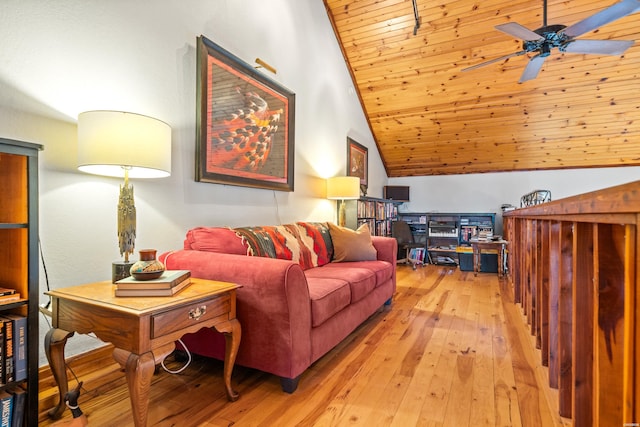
(189, 305, 206, 320)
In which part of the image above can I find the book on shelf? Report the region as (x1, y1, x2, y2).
(409, 247, 426, 262)
(0, 289, 16, 297)
(0, 315, 26, 382)
(0, 323, 3, 384)
(0, 318, 13, 384)
(0, 294, 20, 304)
(0, 390, 11, 427)
(7, 385, 25, 427)
(115, 270, 191, 289)
(115, 277, 191, 297)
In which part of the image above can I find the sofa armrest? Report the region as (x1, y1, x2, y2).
(371, 236, 398, 265)
(372, 236, 397, 296)
(159, 250, 313, 378)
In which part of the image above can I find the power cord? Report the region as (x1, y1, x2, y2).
(160, 339, 192, 374)
(273, 190, 282, 225)
(38, 237, 52, 313)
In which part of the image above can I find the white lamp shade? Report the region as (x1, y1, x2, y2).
(327, 176, 360, 200)
(77, 111, 172, 178)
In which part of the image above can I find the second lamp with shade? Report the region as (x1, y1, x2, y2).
(77, 110, 172, 282)
(327, 176, 360, 227)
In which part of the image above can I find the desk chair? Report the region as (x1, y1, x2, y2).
(392, 220, 424, 270)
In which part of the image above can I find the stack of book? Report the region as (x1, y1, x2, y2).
(114, 270, 191, 297)
(0, 288, 20, 304)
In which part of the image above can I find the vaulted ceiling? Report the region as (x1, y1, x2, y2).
(323, 0, 640, 176)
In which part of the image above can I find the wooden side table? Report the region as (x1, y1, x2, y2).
(471, 239, 508, 278)
(44, 278, 241, 427)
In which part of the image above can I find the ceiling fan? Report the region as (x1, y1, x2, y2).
(462, 0, 639, 82)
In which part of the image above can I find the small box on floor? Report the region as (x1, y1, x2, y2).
(458, 252, 498, 273)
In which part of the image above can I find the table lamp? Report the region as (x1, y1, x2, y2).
(77, 111, 172, 282)
(327, 176, 360, 227)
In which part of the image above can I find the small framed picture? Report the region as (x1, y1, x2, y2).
(347, 137, 368, 188)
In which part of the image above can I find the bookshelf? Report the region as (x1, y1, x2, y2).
(343, 197, 398, 236)
(0, 138, 42, 426)
(397, 212, 496, 266)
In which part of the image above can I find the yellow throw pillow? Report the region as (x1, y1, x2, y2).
(328, 222, 377, 262)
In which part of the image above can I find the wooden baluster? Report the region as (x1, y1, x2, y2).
(548, 221, 560, 387)
(572, 221, 594, 426)
(512, 218, 523, 303)
(528, 220, 536, 335)
(558, 221, 574, 418)
(594, 223, 626, 426)
(539, 220, 550, 363)
(623, 223, 638, 425)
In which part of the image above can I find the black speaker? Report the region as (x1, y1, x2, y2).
(383, 186, 410, 202)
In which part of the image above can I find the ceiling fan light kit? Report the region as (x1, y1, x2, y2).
(462, 0, 640, 82)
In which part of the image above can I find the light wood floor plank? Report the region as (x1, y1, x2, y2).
(492, 273, 525, 427)
(468, 272, 497, 427)
(389, 269, 457, 427)
(38, 265, 569, 427)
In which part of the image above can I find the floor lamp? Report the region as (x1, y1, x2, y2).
(77, 111, 172, 282)
(327, 176, 360, 227)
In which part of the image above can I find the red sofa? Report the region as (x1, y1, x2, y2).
(159, 222, 397, 392)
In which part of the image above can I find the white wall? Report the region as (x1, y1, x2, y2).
(0, 0, 387, 364)
(389, 166, 640, 234)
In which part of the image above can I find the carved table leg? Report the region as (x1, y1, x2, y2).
(214, 318, 242, 401)
(113, 343, 174, 427)
(113, 349, 156, 427)
(44, 328, 75, 420)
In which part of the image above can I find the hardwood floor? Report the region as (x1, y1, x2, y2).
(38, 265, 571, 426)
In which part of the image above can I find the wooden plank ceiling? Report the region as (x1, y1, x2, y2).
(323, 0, 640, 176)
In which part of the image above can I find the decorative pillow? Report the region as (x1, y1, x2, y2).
(184, 227, 247, 255)
(328, 222, 377, 262)
(296, 222, 334, 267)
(233, 224, 316, 270)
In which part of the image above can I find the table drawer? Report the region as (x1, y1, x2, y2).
(152, 294, 231, 338)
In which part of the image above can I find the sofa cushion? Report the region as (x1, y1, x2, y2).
(184, 227, 247, 255)
(305, 260, 392, 303)
(306, 277, 351, 327)
(328, 222, 377, 262)
(296, 222, 334, 267)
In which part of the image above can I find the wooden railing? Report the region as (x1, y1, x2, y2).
(503, 180, 640, 426)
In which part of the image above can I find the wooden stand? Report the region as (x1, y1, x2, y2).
(471, 239, 507, 278)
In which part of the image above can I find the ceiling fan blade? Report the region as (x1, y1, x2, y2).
(562, 0, 640, 38)
(461, 51, 527, 72)
(495, 22, 544, 41)
(563, 39, 634, 55)
(519, 55, 546, 83)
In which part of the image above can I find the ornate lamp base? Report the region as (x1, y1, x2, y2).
(112, 261, 134, 283)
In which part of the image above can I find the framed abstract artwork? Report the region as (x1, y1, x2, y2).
(347, 137, 368, 188)
(195, 35, 295, 191)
